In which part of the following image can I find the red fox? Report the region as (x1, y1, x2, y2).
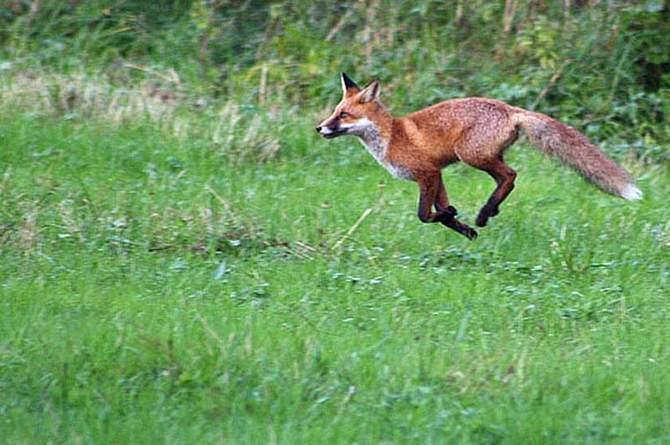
(316, 73, 642, 240)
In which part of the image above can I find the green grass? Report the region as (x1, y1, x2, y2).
(1, 110, 669, 444)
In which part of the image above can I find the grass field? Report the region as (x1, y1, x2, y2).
(1, 105, 669, 444)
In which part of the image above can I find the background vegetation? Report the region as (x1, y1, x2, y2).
(1, 1, 669, 444)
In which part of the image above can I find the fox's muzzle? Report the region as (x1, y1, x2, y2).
(316, 117, 347, 139)
(317, 125, 347, 139)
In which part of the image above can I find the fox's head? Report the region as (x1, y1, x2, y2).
(316, 73, 384, 139)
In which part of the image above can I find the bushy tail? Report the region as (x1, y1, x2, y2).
(513, 110, 642, 200)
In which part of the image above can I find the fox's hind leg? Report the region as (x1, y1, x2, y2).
(458, 122, 520, 227)
(472, 158, 517, 227)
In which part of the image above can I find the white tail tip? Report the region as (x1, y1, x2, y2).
(621, 183, 643, 201)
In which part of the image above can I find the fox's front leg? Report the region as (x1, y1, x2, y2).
(435, 175, 458, 217)
(417, 174, 477, 240)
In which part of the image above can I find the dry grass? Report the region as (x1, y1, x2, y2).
(2, 71, 179, 122)
(0, 69, 282, 164)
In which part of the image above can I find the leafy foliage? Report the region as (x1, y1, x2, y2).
(2, 2, 669, 96)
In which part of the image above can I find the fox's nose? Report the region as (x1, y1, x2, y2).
(315, 126, 322, 133)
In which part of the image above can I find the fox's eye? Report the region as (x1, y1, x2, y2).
(339, 111, 350, 118)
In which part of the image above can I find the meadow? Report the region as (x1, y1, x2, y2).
(2, 87, 669, 444)
(1, 1, 669, 444)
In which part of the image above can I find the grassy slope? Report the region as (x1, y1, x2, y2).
(1, 112, 669, 444)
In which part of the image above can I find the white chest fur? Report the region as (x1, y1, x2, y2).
(358, 127, 413, 181)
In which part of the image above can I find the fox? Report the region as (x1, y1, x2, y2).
(316, 73, 642, 240)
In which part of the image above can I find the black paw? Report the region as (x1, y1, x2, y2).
(436, 205, 458, 217)
(476, 204, 499, 227)
(460, 226, 478, 240)
(440, 214, 478, 240)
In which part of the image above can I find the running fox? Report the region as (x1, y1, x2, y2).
(316, 73, 642, 240)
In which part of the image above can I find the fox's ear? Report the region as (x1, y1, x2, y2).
(359, 80, 381, 103)
(341, 72, 360, 96)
